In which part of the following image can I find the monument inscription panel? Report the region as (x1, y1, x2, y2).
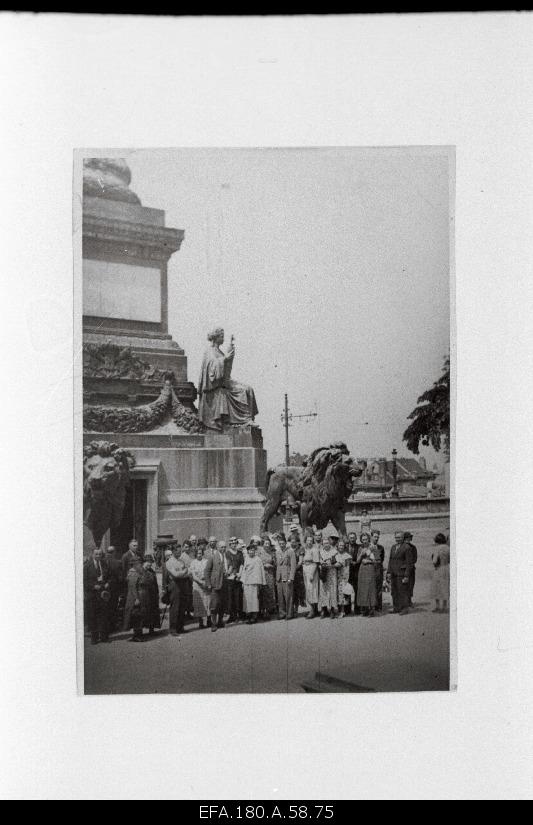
(83, 258, 161, 322)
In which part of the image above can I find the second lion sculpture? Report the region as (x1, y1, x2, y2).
(83, 440, 136, 549)
(260, 442, 365, 536)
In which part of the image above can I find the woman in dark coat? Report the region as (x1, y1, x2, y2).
(123, 557, 159, 641)
(141, 555, 160, 633)
(123, 561, 145, 641)
(290, 532, 306, 618)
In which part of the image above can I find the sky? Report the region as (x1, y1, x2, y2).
(128, 147, 451, 469)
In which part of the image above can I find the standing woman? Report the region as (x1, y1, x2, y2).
(318, 536, 341, 619)
(258, 534, 277, 619)
(122, 560, 146, 642)
(302, 533, 320, 619)
(336, 539, 353, 617)
(290, 532, 306, 618)
(189, 545, 210, 629)
(180, 539, 194, 618)
(431, 533, 450, 613)
(240, 544, 266, 624)
(141, 554, 160, 634)
(224, 537, 244, 623)
(369, 530, 385, 613)
(360, 509, 372, 537)
(356, 533, 378, 617)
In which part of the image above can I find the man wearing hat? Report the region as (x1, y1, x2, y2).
(403, 531, 418, 607)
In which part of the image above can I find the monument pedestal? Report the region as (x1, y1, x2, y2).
(82, 159, 267, 556)
(83, 425, 267, 550)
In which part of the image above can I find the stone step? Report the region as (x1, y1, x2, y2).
(301, 672, 375, 693)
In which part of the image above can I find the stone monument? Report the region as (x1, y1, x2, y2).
(82, 158, 267, 555)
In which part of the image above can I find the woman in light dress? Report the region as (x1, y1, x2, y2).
(302, 533, 320, 619)
(189, 546, 210, 629)
(431, 533, 450, 613)
(336, 538, 353, 616)
(240, 544, 266, 624)
(356, 532, 378, 617)
(318, 536, 341, 619)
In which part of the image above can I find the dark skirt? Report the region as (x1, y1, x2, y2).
(357, 563, 377, 608)
(259, 569, 277, 612)
(293, 567, 306, 608)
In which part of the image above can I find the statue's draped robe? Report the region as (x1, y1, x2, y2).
(198, 345, 258, 430)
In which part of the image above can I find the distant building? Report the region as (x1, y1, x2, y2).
(353, 456, 438, 497)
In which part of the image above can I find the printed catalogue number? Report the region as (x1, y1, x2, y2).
(200, 806, 335, 820)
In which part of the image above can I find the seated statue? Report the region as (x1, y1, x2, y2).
(198, 327, 258, 431)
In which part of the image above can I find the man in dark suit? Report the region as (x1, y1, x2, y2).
(404, 531, 418, 607)
(275, 533, 296, 620)
(104, 545, 123, 631)
(204, 540, 226, 631)
(386, 531, 415, 615)
(84, 547, 112, 644)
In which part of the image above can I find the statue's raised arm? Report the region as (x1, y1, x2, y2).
(197, 327, 258, 431)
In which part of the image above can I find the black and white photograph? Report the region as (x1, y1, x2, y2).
(3, 10, 533, 802)
(78, 147, 453, 694)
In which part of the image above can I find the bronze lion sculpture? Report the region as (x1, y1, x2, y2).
(83, 441, 135, 548)
(260, 442, 365, 536)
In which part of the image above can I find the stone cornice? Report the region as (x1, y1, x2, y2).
(83, 214, 184, 261)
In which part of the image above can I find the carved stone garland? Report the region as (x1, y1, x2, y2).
(83, 379, 205, 434)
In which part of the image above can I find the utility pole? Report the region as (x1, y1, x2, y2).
(283, 393, 290, 465)
(280, 394, 318, 465)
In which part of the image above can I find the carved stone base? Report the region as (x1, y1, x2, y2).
(83, 429, 267, 552)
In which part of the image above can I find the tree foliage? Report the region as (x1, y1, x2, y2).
(403, 356, 450, 455)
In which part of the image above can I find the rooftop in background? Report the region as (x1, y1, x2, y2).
(355, 456, 437, 490)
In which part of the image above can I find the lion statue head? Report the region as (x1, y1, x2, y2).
(83, 441, 135, 548)
(261, 442, 366, 535)
(301, 443, 364, 529)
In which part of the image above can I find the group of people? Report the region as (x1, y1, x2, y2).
(83, 539, 160, 644)
(84, 526, 450, 644)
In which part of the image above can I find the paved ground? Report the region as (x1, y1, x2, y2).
(84, 518, 450, 694)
